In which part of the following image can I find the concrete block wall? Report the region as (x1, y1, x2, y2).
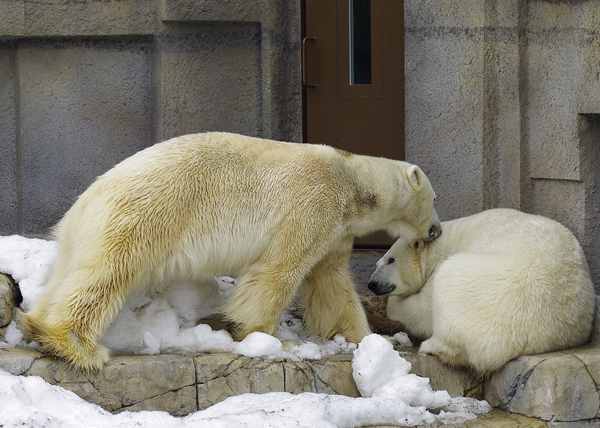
(0, 0, 301, 235)
(525, 1, 600, 291)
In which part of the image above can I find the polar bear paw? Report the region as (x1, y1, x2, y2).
(419, 336, 469, 368)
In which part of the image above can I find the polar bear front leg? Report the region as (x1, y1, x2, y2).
(419, 336, 469, 368)
(222, 251, 313, 340)
(300, 236, 371, 343)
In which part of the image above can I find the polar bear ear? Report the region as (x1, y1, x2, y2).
(407, 165, 424, 191)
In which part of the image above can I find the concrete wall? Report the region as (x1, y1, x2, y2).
(405, 0, 523, 220)
(0, 0, 301, 235)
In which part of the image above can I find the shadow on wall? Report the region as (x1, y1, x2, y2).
(580, 114, 600, 294)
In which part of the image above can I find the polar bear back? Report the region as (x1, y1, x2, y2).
(55, 133, 357, 279)
(427, 209, 594, 373)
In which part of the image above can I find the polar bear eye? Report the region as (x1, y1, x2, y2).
(388, 258, 395, 264)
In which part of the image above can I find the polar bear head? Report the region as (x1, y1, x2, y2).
(383, 164, 441, 243)
(368, 236, 427, 296)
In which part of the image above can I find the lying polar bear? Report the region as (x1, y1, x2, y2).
(368, 208, 595, 374)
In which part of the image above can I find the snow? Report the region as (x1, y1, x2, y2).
(0, 365, 491, 428)
(353, 334, 451, 410)
(0, 321, 29, 349)
(0, 235, 57, 312)
(0, 235, 492, 427)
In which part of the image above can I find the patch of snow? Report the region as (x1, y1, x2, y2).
(236, 332, 283, 358)
(0, 235, 57, 311)
(392, 331, 414, 347)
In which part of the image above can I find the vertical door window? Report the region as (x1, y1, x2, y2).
(350, 0, 372, 85)
(337, 0, 382, 99)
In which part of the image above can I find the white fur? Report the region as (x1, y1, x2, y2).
(24, 132, 441, 371)
(369, 208, 595, 374)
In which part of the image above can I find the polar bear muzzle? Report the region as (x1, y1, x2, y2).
(367, 279, 395, 296)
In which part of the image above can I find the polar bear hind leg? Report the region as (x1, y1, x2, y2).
(23, 267, 132, 372)
(23, 232, 153, 372)
(24, 311, 111, 372)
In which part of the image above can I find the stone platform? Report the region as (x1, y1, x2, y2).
(2, 344, 600, 427)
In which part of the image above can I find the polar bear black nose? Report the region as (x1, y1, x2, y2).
(368, 280, 395, 296)
(427, 224, 441, 241)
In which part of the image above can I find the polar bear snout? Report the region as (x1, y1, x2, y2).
(427, 224, 441, 241)
(368, 253, 403, 296)
(368, 279, 395, 296)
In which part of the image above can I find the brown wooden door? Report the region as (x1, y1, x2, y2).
(302, 0, 404, 247)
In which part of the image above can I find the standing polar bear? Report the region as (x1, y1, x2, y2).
(24, 132, 441, 371)
(368, 208, 595, 375)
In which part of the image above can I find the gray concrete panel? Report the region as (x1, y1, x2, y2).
(0, 0, 24, 36)
(159, 22, 262, 141)
(0, 44, 18, 234)
(526, 1, 600, 180)
(527, 31, 587, 181)
(405, 27, 485, 221)
(162, 0, 261, 22)
(24, 0, 155, 37)
(18, 38, 153, 234)
(580, 115, 600, 293)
